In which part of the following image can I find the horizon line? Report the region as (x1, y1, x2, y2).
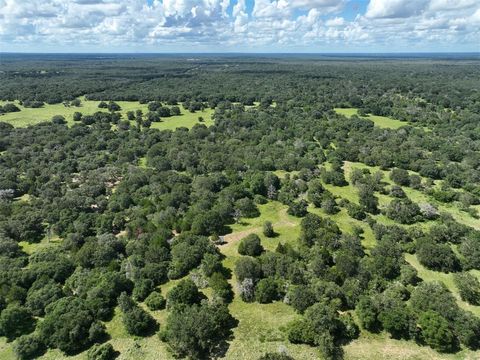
(2, 51, 480, 55)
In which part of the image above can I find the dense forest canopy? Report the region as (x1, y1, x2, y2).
(0, 54, 479, 360)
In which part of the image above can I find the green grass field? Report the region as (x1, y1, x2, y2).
(334, 108, 408, 129)
(0, 98, 213, 130)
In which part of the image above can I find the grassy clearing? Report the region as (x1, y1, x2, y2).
(0, 99, 214, 131)
(225, 299, 318, 359)
(405, 254, 480, 318)
(334, 108, 408, 129)
(19, 235, 62, 255)
(150, 106, 214, 131)
(344, 332, 475, 360)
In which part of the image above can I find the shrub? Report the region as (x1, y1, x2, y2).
(87, 343, 115, 360)
(356, 296, 379, 331)
(234, 257, 263, 282)
(287, 200, 308, 217)
(160, 303, 236, 359)
(417, 240, 460, 273)
(132, 278, 154, 301)
(418, 311, 457, 352)
(453, 272, 480, 305)
(39, 297, 105, 354)
(390, 168, 410, 186)
(118, 293, 156, 336)
(255, 277, 283, 303)
(287, 285, 316, 314)
(459, 233, 480, 270)
(0, 305, 35, 341)
(166, 279, 204, 308)
(209, 272, 234, 303)
(238, 234, 264, 256)
(145, 291, 166, 310)
(385, 198, 422, 224)
(13, 334, 45, 360)
(263, 221, 275, 237)
(51, 115, 66, 124)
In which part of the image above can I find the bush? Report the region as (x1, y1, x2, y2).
(287, 200, 308, 217)
(132, 278, 154, 301)
(209, 272, 234, 303)
(25, 281, 64, 316)
(385, 198, 422, 224)
(417, 240, 460, 273)
(418, 311, 457, 352)
(390, 168, 410, 186)
(235, 197, 259, 218)
(118, 293, 156, 336)
(347, 203, 366, 220)
(87, 343, 115, 360)
(2, 103, 20, 112)
(378, 299, 412, 339)
(453, 272, 480, 305)
(356, 296, 379, 331)
(145, 291, 166, 310)
(234, 257, 262, 282)
(459, 233, 480, 270)
(51, 115, 66, 124)
(238, 234, 264, 256)
(258, 352, 295, 360)
(263, 221, 275, 237)
(255, 277, 283, 303)
(39, 297, 105, 354)
(287, 285, 316, 314)
(160, 303, 236, 359)
(0, 305, 35, 341)
(13, 334, 45, 360)
(166, 279, 204, 308)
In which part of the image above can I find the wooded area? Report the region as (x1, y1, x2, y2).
(0, 54, 479, 360)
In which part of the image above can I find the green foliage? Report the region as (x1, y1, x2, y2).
(287, 285, 316, 314)
(418, 311, 457, 353)
(168, 234, 215, 279)
(460, 232, 480, 270)
(370, 237, 403, 279)
(263, 221, 275, 237)
(385, 198, 422, 224)
(416, 239, 460, 273)
(87, 343, 116, 360)
(0, 305, 35, 341)
(25, 280, 64, 316)
(166, 279, 204, 308)
(13, 334, 45, 360)
(287, 200, 308, 217)
(258, 352, 295, 360)
(255, 277, 283, 303)
(209, 272, 234, 303)
(390, 168, 410, 186)
(238, 233, 264, 257)
(234, 257, 263, 282)
(2, 56, 480, 360)
(132, 278, 155, 301)
(118, 292, 156, 336)
(160, 303, 236, 359)
(39, 296, 105, 354)
(453, 272, 480, 305)
(145, 291, 166, 311)
(356, 296, 380, 331)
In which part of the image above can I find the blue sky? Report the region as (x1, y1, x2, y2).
(1, 0, 479, 53)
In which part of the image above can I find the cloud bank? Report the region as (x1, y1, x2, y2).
(0, 0, 478, 52)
